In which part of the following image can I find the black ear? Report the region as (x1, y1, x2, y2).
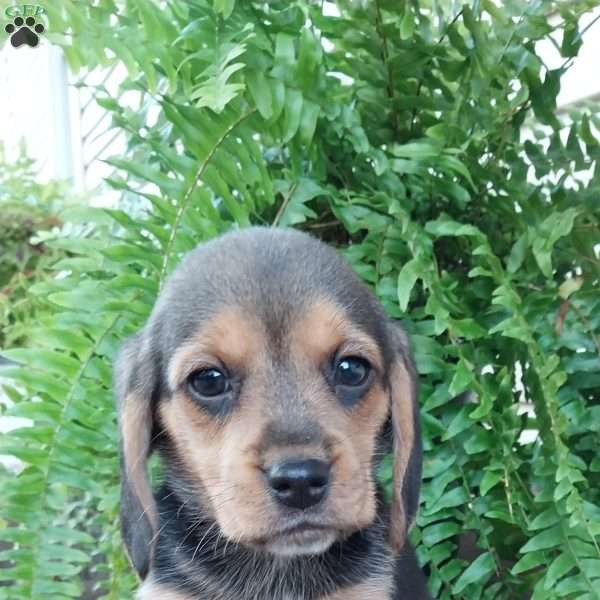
(114, 333, 158, 580)
(387, 322, 422, 553)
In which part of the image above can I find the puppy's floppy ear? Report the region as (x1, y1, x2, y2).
(387, 322, 422, 553)
(114, 332, 159, 580)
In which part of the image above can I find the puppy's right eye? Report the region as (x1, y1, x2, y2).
(187, 368, 230, 398)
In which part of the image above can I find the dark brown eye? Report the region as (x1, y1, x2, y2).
(334, 357, 371, 387)
(188, 368, 230, 398)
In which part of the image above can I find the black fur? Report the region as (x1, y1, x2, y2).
(151, 482, 429, 599)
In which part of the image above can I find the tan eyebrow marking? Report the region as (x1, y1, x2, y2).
(167, 306, 266, 390)
(290, 296, 383, 372)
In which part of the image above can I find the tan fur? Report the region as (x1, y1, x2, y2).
(389, 360, 415, 552)
(161, 305, 271, 540)
(121, 394, 158, 532)
(292, 298, 383, 371)
(168, 306, 265, 389)
(289, 298, 388, 531)
(160, 298, 391, 546)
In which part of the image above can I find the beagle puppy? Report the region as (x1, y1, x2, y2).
(115, 227, 429, 599)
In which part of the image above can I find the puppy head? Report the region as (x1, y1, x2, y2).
(115, 227, 421, 578)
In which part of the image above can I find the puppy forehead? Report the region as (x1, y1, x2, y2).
(167, 296, 380, 388)
(153, 228, 390, 363)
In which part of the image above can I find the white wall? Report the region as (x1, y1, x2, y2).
(0, 38, 126, 203)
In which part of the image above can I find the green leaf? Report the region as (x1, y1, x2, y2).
(425, 217, 481, 238)
(530, 208, 578, 277)
(214, 0, 235, 18)
(448, 359, 474, 396)
(453, 552, 495, 594)
(391, 140, 442, 159)
(545, 553, 576, 589)
(422, 522, 462, 546)
(299, 100, 320, 145)
(282, 88, 303, 142)
(507, 232, 528, 274)
(397, 258, 422, 312)
(274, 178, 324, 227)
(529, 508, 560, 530)
(561, 21, 582, 58)
(512, 551, 546, 575)
(442, 406, 474, 440)
(400, 10, 415, 40)
(297, 28, 322, 91)
(520, 526, 563, 553)
(480, 469, 503, 496)
(2, 348, 80, 379)
(247, 71, 273, 119)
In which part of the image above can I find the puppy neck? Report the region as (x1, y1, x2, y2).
(149, 482, 394, 600)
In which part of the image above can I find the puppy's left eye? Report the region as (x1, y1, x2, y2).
(334, 357, 371, 387)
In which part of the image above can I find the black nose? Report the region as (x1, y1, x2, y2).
(267, 459, 330, 510)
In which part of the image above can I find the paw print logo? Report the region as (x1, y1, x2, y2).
(5, 16, 45, 48)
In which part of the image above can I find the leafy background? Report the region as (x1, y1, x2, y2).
(1, 0, 600, 598)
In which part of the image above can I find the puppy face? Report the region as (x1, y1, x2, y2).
(116, 228, 421, 578)
(161, 298, 388, 555)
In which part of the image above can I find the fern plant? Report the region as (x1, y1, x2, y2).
(1, 1, 600, 598)
(0, 144, 77, 348)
